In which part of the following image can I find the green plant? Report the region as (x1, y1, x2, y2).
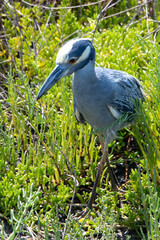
(4, 184, 40, 240)
(0, 1, 160, 239)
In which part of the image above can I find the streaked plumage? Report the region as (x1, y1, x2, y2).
(36, 38, 144, 214)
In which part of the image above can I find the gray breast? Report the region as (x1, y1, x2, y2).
(72, 66, 116, 130)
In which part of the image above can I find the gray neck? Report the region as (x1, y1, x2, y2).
(73, 60, 96, 84)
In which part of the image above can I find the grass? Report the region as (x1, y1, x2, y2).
(0, 1, 160, 239)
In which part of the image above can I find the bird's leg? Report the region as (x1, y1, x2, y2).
(78, 143, 107, 218)
(87, 142, 118, 209)
(87, 142, 107, 209)
(98, 134, 118, 191)
(98, 133, 105, 152)
(105, 150, 118, 191)
(76, 142, 108, 218)
(76, 140, 117, 219)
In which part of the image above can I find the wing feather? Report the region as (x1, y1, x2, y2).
(73, 96, 86, 124)
(109, 74, 145, 120)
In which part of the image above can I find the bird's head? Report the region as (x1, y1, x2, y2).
(36, 38, 95, 100)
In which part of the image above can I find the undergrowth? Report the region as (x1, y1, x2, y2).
(0, 0, 160, 239)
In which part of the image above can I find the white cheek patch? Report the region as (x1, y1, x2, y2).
(76, 46, 91, 64)
(56, 48, 69, 64)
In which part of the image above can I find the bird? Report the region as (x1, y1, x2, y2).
(36, 38, 144, 216)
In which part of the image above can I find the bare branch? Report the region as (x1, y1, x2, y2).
(101, 0, 153, 21)
(92, 0, 121, 42)
(21, 0, 106, 10)
(38, 0, 57, 55)
(144, 0, 150, 35)
(4, 0, 25, 17)
(127, 16, 147, 28)
(3, 1, 31, 52)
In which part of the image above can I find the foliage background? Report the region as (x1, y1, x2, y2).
(0, 0, 160, 239)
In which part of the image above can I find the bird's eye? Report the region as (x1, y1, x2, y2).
(69, 58, 77, 64)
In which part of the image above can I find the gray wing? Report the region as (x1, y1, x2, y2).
(108, 73, 145, 120)
(73, 97, 86, 124)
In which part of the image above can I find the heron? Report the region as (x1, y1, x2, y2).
(36, 38, 144, 216)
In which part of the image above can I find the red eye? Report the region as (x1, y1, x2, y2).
(69, 58, 77, 64)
